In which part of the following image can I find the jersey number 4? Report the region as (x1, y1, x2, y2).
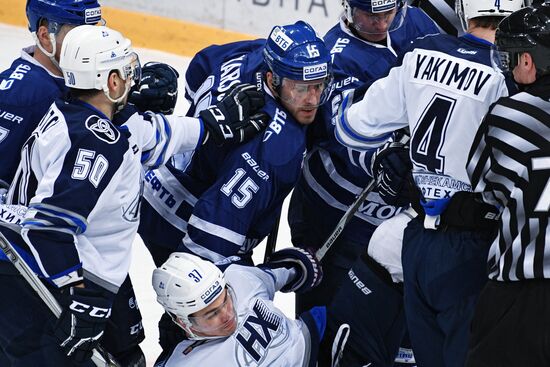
(411, 94, 456, 174)
(221, 168, 259, 208)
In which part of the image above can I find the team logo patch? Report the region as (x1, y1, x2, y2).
(372, 0, 396, 13)
(85, 115, 120, 144)
(303, 63, 328, 80)
(85, 7, 102, 24)
(270, 27, 294, 51)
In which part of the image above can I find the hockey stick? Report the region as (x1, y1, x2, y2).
(263, 214, 280, 263)
(0, 227, 121, 367)
(315, 180, 376, 261)
(315, 134, 410, 262)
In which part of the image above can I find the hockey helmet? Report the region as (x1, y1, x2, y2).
(153, 252, 237, 340)
(455, 0, 526, 32)
(60, 25, 141, 104)
(343, 0, 408, 35)
(263, 21, 333, 107)
(496, 3, 550, 74)
(26, 0, 102, 34)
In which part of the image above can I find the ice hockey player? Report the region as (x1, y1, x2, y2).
(288, 0, 438, 314)
(287, 1, 437, 365)
(0, 24, 265, 367)
(334, 0, 525, 366)
(138, 20, 333, 267)
(152, 250, 323, 366)
(466, 3, 550, 366)
(0, 0, 102, 191)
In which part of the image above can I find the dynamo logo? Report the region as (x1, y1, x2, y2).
(303, 63, 327, 81)
(85, 115, 120, 144)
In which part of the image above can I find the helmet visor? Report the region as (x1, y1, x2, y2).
(279, 76, 333, 108)
(122, 52, 142, 87)
(187, 286, 238, 334)
(351, 3, 407, 37)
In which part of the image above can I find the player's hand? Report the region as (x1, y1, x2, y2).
(199, 84, 266, 146)
(54, 287, 112, 363)
(371, 141, 412, 206)
(263, 247, 323, 294)
(129, 62, 179, 114)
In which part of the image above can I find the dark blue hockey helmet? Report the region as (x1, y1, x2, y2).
(343, 0, 407, 35)
(263, 21, 333, 106)
(26, 0, 102, 34)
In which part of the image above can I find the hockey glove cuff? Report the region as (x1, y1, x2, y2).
(264, 247, 323, 294)
(129, 62, 179, 115)
(54, 286, 112, 363)
(199, 83, 266, 146)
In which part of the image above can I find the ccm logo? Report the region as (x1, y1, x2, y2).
(69, 300, 111, 318)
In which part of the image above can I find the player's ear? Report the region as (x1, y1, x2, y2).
(107, 70, 123, 96)
(36, 23, 53, 53)
(265, 71, 274, 90)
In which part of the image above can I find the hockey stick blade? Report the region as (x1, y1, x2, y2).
(0, 227, 121, 367)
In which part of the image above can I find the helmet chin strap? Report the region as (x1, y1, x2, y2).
(170, 314, 226, 341)
(32, 32, 61, 72)
(103, 81, 131, 113)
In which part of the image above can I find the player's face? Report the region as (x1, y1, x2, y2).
(279, 78, 327, 125)
(188, 287, 238, 337)
(351, 7, 397, 42)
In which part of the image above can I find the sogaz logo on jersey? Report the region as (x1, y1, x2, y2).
(303, 63, 327, 81)
(85, 115, 120, 144)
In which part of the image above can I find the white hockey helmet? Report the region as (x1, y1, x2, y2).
(153, 252, 235, 340)
(455, 0, 526, 32)
(59, 25, 141, 104)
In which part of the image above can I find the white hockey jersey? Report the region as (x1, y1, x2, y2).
(159, 265, 319, 367)
(4, 101, 203, 290)
(335, 33, 511, 200)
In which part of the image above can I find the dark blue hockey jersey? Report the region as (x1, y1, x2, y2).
(290, 7, 439, 244)
(0, 47, 67, 186)
(139, 40, 308, 263)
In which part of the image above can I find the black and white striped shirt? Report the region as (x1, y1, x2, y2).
(412, 0, 464, 36)
(467, 76, 550, 281)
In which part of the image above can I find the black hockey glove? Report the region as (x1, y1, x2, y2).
(129, 62, 179, 114)
(371, 141, 412, 207)
(263, 247, 323, 294)
(54, 287, 112, 363)
(199, 83, 266, 146)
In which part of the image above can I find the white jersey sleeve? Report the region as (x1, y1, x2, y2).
(335, 64, 409, 150)
(122, 111, 204, 168)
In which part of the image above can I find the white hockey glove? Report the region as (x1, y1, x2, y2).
(262, 247, 323, 294)
(199, 83, 267, 145)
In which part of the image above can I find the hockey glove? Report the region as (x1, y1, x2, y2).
(371, 141, 412, 207)
(129, 62, 179, 114)
(54, 287, 112, 363)
(199, 83, 266, 146)
(264, 247, 323, 294)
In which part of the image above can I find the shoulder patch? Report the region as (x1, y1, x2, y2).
(85, 115, 120, 144)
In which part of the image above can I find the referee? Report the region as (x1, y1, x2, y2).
(465, 4, 550, 366)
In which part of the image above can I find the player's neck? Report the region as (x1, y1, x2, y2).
(467, 26, 496, 44)
(33, 47, 63, 77)
(79, 94, 115, 120)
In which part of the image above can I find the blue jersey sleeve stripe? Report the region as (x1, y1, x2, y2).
(27, 203, 88, 234)
(152, 114, 173, 168)
(188, 214, 246, 246)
